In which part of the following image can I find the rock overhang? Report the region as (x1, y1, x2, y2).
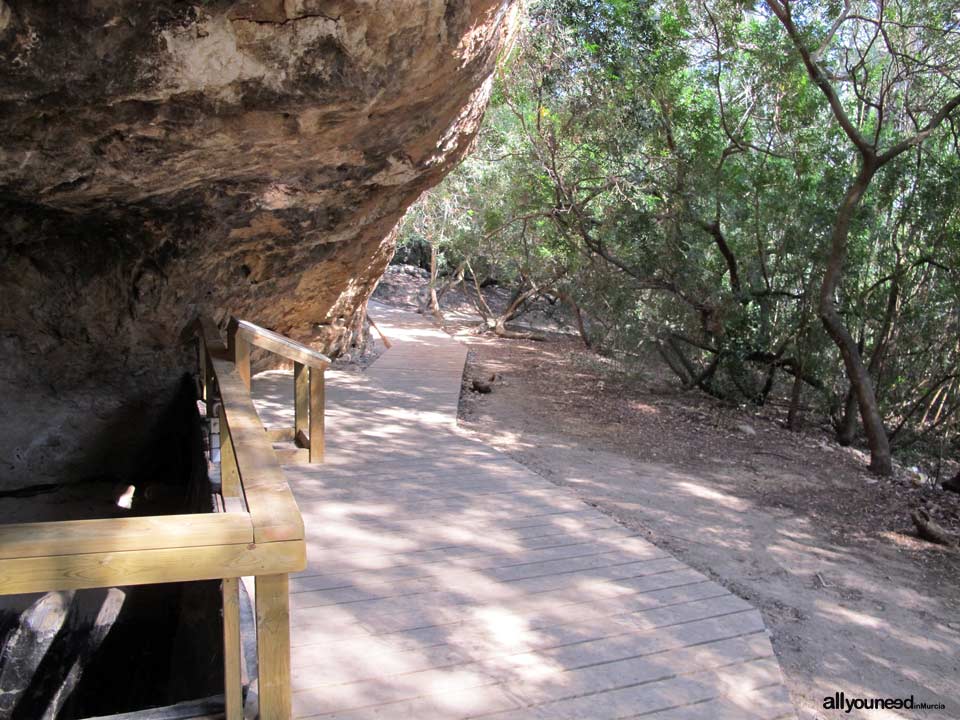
(0, 0, 518, 487)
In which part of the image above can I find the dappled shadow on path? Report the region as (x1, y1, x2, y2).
(474, 430, 958, 720)
(247, 304, 795, 720)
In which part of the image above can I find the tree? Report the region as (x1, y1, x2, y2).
(396, 0, 960, 473)
(766, 0, 960, 474)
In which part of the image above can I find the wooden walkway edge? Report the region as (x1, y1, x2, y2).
(252, 301, 796, 720)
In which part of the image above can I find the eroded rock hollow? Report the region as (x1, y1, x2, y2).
(0, 0, 518, 489)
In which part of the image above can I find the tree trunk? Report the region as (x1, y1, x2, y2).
(435, 262, 465, 304)
(819, 162, 893, 475)
(492, 279, 546, 340)
(836, 386, 859, 445)
(866, 271, 900, 397)
(466, 261, 495, 325)
(759, 364, 777, 405)
(558, 291, 591, 349)
(787, 365, 804, 430)
(836, 333, 864, 444)
(657, 341, 693, 386)
(943, 469, 960, 494)
(425, 244, 442, 322)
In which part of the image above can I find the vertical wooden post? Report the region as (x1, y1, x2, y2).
(255, 574, 291, 720)
(222, 577, 243, 720)
(294, 362, 308, 441)
(205, 351, 217, 417)
(309, 367, 325, 463)
(198, 343, 208, 404)
(234, 336, 251, 391)
(219, 409, 240, 498)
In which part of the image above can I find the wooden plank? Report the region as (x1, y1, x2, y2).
(212, 354, 305, 543)
(266, 427, 295, 443)
(222, 576, 243, 720)
(235, 319, 330, 370)
(219, 406, 241, 498)
(223, 496, 247, 515)
(0, 540, 305, 595)
(309, 366, 324, 464)
(294, 361, 309, 439)
(0, 513, 253, 560)
(204, 359, 217, 416)
(274, 447, 309, 465)
(197, 315, 228, 354)
(256, 573, 292, 720)
(231, 439, 305, 541)
(234, 336, 251, 391)
(82, 694, 224, 719)
(198, 343, 209, 405)
(183, 314, 225, 410)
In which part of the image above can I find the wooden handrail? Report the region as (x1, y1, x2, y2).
(190, 316, 306, 540)
(192, 314, 308, 718)
(0, 539, 305, 596)
(230, 318, 330, 370)
(0, 513, 253, 560)
(225, 316, 327, 464)
(181, 315, 228, 355)
(211, 357, 304, 542)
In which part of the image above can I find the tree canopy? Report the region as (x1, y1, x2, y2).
(397, 0, 960, 475)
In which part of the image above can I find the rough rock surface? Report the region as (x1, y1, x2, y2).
(0, 0, 518, 489)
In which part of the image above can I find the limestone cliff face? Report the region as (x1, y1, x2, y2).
(0, 0, 517, 488)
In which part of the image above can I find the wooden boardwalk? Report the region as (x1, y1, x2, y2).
(251, 302, 795, 720)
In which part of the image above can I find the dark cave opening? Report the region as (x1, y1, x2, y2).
(0, 373, 226, 719)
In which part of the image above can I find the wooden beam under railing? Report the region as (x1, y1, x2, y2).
(0, 536, 305, 595)
(0, 513, 253, 561)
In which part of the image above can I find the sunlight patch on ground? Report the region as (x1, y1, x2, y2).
(818, 602, 886, 629)
(674, 481, 750, 511)
(562, 473, 605, 488)
(298, 500, 397, 520)
(378, 326, 452, 343)
(768, 538, 850, 563)
(467, 605, 564, 683)
(775, 528, 818, 543)
(375, 407, 458, 427)
(301, 520, 421, 555)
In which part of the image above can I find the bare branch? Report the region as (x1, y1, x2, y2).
(878, 92, 960, 165)
(767, 0, 875, 156)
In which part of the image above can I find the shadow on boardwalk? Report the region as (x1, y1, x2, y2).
(251, 302, 795, 720)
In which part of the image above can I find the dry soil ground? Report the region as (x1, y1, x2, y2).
(373, 265, 960, 720)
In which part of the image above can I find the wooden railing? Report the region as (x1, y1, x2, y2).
(0, 315, 313, 720)
(229, 318, 330, 463)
